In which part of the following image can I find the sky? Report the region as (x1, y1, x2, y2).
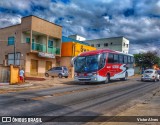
(0, 0, 160, 54)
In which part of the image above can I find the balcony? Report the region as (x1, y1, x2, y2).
(32, 42, 60, 55)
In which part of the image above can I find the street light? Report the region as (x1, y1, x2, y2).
(14, 32, 17, 65)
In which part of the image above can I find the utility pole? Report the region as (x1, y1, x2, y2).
(14, 32, 17, 65)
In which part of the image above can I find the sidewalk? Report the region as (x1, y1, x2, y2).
(0, 77, 75, 94)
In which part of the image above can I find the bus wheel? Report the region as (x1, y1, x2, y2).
(120, 72, 128, 81)
(104, 74, 110, 84)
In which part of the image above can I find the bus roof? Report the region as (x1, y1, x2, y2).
(79, 49, 133, 56)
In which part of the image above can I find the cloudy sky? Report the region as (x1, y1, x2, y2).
(0, 0, 160, 54)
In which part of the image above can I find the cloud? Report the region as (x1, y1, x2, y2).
(0, 0, 160, 54)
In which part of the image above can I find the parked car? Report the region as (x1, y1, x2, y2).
(141, 69, 159, 82)
(45, 66, 69, 78)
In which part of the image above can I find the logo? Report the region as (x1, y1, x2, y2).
(2, 117, 11, 122)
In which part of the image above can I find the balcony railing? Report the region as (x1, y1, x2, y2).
(48, 47, 60, 55)
(32, 42, 46, 52)
(32, 42, 60, 55)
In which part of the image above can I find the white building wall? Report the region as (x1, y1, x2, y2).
(69, 34, 86, 41)
(86, 37, 129, 54)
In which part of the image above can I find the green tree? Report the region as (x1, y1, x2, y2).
(134, 51, 160, 68)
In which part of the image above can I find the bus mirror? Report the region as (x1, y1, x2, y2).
(71, 57, 77, 67)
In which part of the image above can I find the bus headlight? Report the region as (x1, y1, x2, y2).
(92, 72, 97, 76)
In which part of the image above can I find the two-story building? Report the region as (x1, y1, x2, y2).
(0, 15, 62, 76)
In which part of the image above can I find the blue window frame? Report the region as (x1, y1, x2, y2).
(26, 38, 30, 43)
(48, 40, 53, 48)
(8, 37, 15, 45)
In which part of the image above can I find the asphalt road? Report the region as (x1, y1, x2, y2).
(0, 78, 160, 124)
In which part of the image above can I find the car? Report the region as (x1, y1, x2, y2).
(45, 66, 69, 78)
(141, 69, 159, 82)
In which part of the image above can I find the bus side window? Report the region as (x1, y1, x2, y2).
(131, 56, 134, 63)
(128, 56, 131, 64)
(119, 55, 123, 63)
(114, 54, 118, 63)
(124, 56, 127, 64)
(99, 53, 106, 69)
(108, 53, 114, 63)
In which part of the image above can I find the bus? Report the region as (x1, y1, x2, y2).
(73, 49, 134, 83)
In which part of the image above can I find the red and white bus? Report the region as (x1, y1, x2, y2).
(73, 49, 134, 83)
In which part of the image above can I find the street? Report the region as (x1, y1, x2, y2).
(0, 78, 160, 124)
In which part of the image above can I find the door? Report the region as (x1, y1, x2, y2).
(46, 61, 52, 71)
(30, 59, 38, 75)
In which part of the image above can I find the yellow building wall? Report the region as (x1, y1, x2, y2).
(61, 42, 96, 57)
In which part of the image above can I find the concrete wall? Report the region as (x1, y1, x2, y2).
(86, 37, 129, 54)
(25, 53, 56, 76)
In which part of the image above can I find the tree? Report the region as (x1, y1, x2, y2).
(134, 51, 160, 68)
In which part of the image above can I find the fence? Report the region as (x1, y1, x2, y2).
(0, 66, 10, 83)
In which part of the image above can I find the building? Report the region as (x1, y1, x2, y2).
(86, 36, 129, 54)
(0, 15, 62, 76)
(68, 34, 86, 41)
(59, 36, 96, 77)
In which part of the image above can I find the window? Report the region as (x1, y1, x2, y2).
(131, 56, 134, 63)
(55, 67, 62, 70)
(110, 42, 113, 45)
(26, 38, 30, 43)
(108, 53, 114, 63)
(124, 56, 127, 63)
(48, 40, 53, 48)
(126, 44, 129, 48)
(128, 56, 131, 63)
(8, 37, 15, 45)
(114, 54, 118, 63)
(96, 44, 100, 47)
(91, 44, 94, 47)
(119, 55, 124, 63)
(8, 52, 21, 65)
(99, 53, 106, 69)
(124, 43, 125, 46)
(104, 43, 108, 47)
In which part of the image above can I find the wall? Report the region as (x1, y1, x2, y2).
(86, 37, 129, 53)
(25, 53, 56, 76)
(30, 16, 62, 39)
(61, 42, 96, 57)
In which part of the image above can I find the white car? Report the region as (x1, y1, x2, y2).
(141, 69, 160, 82)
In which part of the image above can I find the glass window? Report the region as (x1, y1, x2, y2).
(131, 56, 134, 63)
(8, 52, 20, 65)
(128, 56, 131, 63)
(119, 55, 123, 63)
(91, 44, 94, 47)
(104, 43, 108, 47)
(96, 44, 100, 47)
(99, 53, 106, 69)
(124, 56, 127, 63)
(108, 53, 114, 63)
(75, 55, 99, 73)
(26, 38, 30, 43)
(114, 54, 118, 63)
(8, 37, 15, 45)
(48, 40, 53, 48)
(55, 67, 62, 70)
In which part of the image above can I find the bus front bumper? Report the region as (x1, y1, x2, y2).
(74, 75, 106, 83)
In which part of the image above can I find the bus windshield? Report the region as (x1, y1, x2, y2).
(75, 55, 99, 73)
